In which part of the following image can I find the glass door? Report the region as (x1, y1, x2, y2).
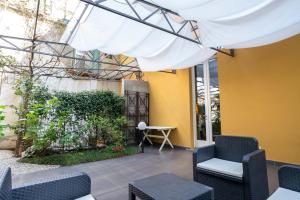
(193, 58, 221, 147)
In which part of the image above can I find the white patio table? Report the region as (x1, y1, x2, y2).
(138, 126, 176, 152)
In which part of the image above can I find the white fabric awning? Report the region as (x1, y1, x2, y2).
(152, 0, 300, 48)
(61, 0, 300, 71)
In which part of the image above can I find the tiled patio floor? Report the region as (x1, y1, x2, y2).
(12, 146, 280, 200)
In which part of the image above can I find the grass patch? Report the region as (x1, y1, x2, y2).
(19, 146, 139, 166)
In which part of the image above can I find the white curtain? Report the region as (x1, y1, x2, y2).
(62, 0, 300, 71)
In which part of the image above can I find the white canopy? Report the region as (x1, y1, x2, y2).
(62, 0, 300, 71)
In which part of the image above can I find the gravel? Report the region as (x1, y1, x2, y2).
(0, 150, 60, 176)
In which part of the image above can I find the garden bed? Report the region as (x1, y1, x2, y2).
(19, 146, 139, 166)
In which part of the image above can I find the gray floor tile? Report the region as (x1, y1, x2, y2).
(12, 146, 279, 199)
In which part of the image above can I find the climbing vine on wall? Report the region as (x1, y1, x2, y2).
(54, 90, 125, 119)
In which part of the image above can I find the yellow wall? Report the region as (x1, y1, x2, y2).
(218, 34, 300, 164)
(141, 69, 194, 148)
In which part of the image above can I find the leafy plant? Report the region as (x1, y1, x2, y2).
(82, 115, 127, 148)
(12, 75, 35, 156)
(83, 115, 111, 147)
(111, 116, 127, 147)
(24, 97, 59, 155)
(0, 106, 7, 139)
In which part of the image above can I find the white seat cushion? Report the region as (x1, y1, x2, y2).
(197, 158, 243, 178)
(267, 188, 300, 200)
(75, 194, 96, 200)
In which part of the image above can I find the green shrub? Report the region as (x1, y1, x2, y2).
(81, 115, 127, 148)
(0, 106, 7, 139)
(23, 87, 127, 156)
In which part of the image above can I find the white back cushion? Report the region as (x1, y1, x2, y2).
(75, 194, 96, 200)
(197, 158, 243, 178)
(267, 188, 300, 200)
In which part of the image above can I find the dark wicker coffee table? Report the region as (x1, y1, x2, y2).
(129, 173, 213, 200)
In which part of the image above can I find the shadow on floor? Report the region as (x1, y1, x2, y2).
(12, 146, 280, 200)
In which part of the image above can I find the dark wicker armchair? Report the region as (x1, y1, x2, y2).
(193, 135, 269, 200)
(267, 165, 300, 199)
(0, 167, 94, 200)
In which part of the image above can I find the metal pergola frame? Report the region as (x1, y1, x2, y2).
(0, 0, 141, 81)
(80, 0, 234, 57)
(0, 0, 234, 81)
